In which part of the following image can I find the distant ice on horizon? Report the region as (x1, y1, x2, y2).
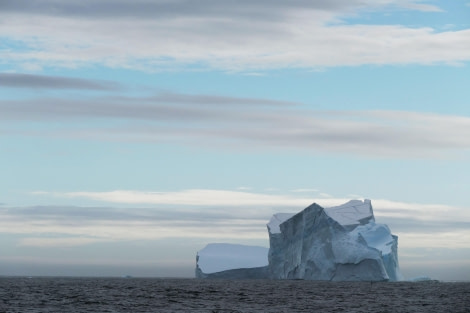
(197, 243, 269, 274)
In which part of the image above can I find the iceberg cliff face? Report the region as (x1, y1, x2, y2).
(268, 199, 402, 281)
(197, 200, 402, 281)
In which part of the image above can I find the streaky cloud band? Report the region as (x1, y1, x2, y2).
(1, 94, 469, 158)
(0, 73, 120, 90)
(0, 1, 466, 71)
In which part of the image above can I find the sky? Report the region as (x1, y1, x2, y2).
(1, 0, 469, 281)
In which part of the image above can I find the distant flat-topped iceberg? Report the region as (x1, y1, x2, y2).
(196, 243, 269, 279)
(197, 243, 269, 274)
(196, 199, 403, 281)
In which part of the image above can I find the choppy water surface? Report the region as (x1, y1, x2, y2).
(1, 277, 469, 312)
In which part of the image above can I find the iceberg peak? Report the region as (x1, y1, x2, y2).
(324, 199, 375, 228)
(267, 213, 295, 234)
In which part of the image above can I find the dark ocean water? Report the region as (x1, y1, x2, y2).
(0, 277, 469, 313)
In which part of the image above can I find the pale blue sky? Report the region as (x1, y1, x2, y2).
(1, 0, 470, 280)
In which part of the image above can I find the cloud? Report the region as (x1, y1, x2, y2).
(0, 92, 295, 121)
(30, 189, 470, 225)
(2, 93, 470, 158)
(0, 73, 120, 90)
(0, 0, 440, 18)
(382, 216, 470, 235)
(146, 92, 298, 107)
(32, 189, 315, 207)
(290, 188, 320, 193)
(2, 192, 469, 249)
(18, 237, 105, 247)
(0, 0, 465, 71)
(398, 1, 443, 12)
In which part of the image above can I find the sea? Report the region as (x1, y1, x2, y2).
(0, 277, 469, 313)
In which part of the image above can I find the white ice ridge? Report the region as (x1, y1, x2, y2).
(324, 199, 374, 226)
(267, 199, 373, 233)
(352, 222, 395, 255)
(267, 213, 295, 234)
(197, 243, 269, 274)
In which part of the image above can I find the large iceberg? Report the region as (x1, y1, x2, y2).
(196, 199, 403, 281)
(268, 199, 402, 281)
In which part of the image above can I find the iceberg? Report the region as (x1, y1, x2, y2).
(408, 276, 434, 282)
(268, 199, 402, 281)
(195, 243, 269, 279)
(196, 199, 403, 281)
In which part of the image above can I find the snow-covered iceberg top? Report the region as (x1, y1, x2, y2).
(197, 243, 269, 274)
(267, 199, 373, 234)
(324, 199, 374, 227)
(267, 213, 295, 234)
